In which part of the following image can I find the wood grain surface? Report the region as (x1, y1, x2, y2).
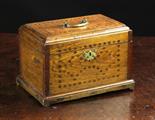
(0, 33, 155, 120)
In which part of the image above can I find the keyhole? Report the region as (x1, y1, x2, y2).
(89, 52, 92, 56)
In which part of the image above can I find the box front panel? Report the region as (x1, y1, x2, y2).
(49, 32, 129, 95)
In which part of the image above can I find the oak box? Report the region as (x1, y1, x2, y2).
(16, 14, 135, 106)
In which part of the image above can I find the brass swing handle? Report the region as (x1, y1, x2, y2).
(63, 18, 89, 28)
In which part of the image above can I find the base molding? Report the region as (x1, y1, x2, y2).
(16, 75, 135, 107)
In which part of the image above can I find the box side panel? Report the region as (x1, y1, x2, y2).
(127, 30, 133, 79)
(19, 27, 45, 95)
(49, 31, 129, 95)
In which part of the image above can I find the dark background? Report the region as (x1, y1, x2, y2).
(0, 0, 155, 36)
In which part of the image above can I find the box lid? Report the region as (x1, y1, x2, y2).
(21, 14, 130, 45)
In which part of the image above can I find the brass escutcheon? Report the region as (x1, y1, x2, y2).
(83, 50, 96, 61)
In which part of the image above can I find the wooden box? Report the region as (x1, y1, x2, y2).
(16, 14, 135, 106)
